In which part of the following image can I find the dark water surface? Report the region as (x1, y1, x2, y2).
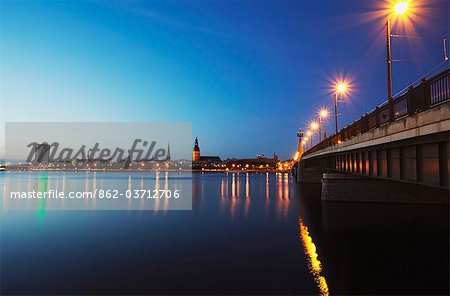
(1, 172, 448, 295)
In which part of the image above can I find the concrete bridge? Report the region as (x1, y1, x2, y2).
(294, 69, 449, 204)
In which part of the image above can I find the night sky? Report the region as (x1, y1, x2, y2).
(1, 0, 448, 159)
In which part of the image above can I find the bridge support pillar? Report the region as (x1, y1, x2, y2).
(321, 172, 448, 204)
(296, 159, 327, 184)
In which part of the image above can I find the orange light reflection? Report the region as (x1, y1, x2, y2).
(299, 218, 329, 296)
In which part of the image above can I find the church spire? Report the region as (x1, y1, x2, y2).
(166, 142, 171, 161)
(192, 137, 200, 161)
(194, 137, 199, 151)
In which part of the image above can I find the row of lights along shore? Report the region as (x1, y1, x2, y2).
(296, 0, 414, 159)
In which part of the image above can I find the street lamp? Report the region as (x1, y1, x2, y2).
(394, 1, 409, 15)
(387, 1, 410, 121)
(306, 130, 312, 149)
(310, 121, 319, 146)
(302, 138, 308, 151)
(334, 81, 348, 135)
(318, 107, 329, 141)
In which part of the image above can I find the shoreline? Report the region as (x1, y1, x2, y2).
(2, 169, 291, 173)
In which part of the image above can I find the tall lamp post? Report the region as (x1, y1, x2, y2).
(387, 1, 410, 121)
(307, 130, 312, 149)
(318, 117, 322, 142)
(310, 121, 319, 146)
(319, 108, 329, 141)
(334, 82, 348, 138)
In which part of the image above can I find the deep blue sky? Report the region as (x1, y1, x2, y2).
(1, 0, 448, 159)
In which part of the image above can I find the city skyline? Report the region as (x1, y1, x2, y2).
(1, 0, 448, 159)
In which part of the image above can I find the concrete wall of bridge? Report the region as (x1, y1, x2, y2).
(296, 102, 450, 203)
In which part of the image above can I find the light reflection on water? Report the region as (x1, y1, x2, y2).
(1, 171, 191, 211)
(0, 171, 448, 295)
(203, 172, 293, 222)
(299, 218, 329, 296)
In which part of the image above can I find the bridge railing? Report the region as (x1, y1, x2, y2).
(303, 68, 450, 156)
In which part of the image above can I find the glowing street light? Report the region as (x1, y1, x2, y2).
(386, 1, 411, 121)
(318, 107, 330, 140)
(319, 108, 329, 119)
(333, 80, 350, 135)
(336, 82, 348, 95)
(302, 138, 308, 149)
(310, 121, 319, 146)
(394, 1, 409, 15)
(306, 130, 313, 149)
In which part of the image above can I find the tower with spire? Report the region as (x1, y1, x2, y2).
(166, 142, 171, 161)
(192, 137, 200, 161)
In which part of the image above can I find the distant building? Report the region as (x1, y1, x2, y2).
(199, 156, 221, 162)
(192, 137, 221, 170)
(227, 153, 279, 170)
(166, 142, 171, 161)
(192, 137, 220, 163)
(193, 137, 200, 161)
(191, 137, 280, 172)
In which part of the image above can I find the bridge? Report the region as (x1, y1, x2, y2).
(294, 68, 450, 204)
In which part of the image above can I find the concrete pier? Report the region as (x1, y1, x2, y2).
(321, 172, 449, 204)
(295, 160, 326, 184)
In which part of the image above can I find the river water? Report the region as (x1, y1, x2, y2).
(1, 171, 448, 295)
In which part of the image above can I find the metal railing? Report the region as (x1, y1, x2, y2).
(303, 68, 450, 156)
